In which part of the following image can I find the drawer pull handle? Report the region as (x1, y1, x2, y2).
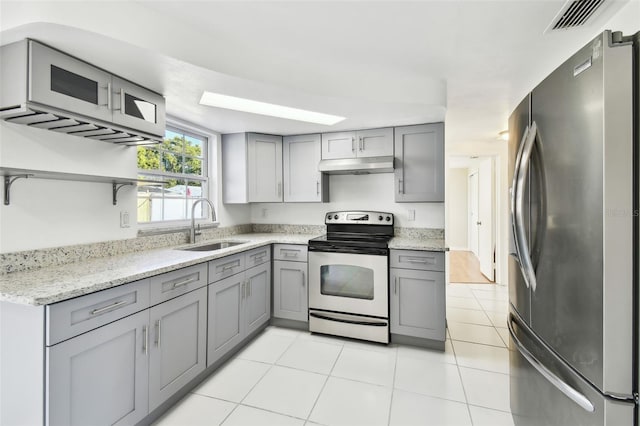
(405, 258, 431, 264)
(252, 255, 266, 263)
(91, 300, 127, 315)
(221, 261, 240, 271)
(283, 252, 299, 257)
(171, 277, 196, 289)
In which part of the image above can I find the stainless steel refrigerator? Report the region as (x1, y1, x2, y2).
(508, 30, 639, 425)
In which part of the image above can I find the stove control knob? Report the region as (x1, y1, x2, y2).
(378, 215, 383, 221)
(327, 215, 332, 221)
(334, 214, 339, 220)
(385, 216, 391, 222)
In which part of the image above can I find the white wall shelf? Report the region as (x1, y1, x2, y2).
(0, 167, 165, 206)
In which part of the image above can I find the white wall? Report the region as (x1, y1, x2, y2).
(0, 122, 138, 252)
(249, 173, 444, 228)
(0, 117, 251, 253)
(446, 168, 468, 249)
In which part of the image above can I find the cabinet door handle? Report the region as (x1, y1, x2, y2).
(142, 325, 148, 355)
(91, 300, 127, 316)
(248, 281, 251, 297)
(302, 271, 305, 286)
(241, 282, 246, 299)
(394, 277, 398, 294)
(359, 137, 363, 151)
(155, 320, 161, 347)
(352, 137, 356, 153)
(316, 181, 320, 196)
(119, 88, 125, 114)
(398, 179, 404, 194)
(101, 82, 112, 109)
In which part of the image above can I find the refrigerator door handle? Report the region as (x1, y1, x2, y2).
(514, 122, 539, 292)
(530, 129, 548, 270)
(508, 315, 595, 413)
(510, 125, 530, 287)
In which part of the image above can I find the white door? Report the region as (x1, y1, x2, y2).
(478, 158, 494, 281)
(468, 172, 479, 257)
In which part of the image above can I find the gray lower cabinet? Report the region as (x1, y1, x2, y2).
(148, 287, 207, 411)
(273, 260, 308, 322)
(394, 123, 444, 202)
(207, 261, 271, 367)
(47, 309, 149, 426)
(390, 265, 445, 341)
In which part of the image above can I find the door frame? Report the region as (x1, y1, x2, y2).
(445, 145, 507, 286)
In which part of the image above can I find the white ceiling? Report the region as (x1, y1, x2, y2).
(1, 0, 638, 144)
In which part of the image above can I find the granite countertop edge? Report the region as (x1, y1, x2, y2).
(0, 233, 447, 306)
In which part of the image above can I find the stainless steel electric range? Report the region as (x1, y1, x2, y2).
(307, 211, 393, 344)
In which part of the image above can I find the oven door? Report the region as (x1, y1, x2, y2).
(308, 251, 388, 318)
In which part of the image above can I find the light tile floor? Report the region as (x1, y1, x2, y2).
(153, 283, 513, 426)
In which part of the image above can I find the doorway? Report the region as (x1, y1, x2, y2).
(447, 156, 496, 284)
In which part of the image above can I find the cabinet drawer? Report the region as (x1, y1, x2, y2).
(245, 245, 271, 268)
(149, 263, 207, 305)
(208, 253, 246, 283)
(46, 279, 150, 346)
(273, 244, 308, 262)
(390, 250, 445, 272)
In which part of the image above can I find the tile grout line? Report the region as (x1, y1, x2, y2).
(448, 332, 475, 426)
(304, 344, 345, 424)
(386, 343, 400, 426)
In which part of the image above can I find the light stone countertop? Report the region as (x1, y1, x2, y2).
(0, 232, 447, 306)
(0, 233, 316, 306)
(388, 237, 448, 252)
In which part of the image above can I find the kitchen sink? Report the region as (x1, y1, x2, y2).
(179, 241, 246, 251)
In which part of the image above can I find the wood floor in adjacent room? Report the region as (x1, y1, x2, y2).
(450, 250, 493, 284)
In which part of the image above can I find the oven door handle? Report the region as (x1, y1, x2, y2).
(309, 312, 388, 327)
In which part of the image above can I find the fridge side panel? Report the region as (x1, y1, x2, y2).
(602, 32, 634, 397)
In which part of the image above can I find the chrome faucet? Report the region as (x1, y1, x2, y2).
(190, 198, 217, 244)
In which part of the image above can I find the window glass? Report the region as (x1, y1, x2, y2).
(137, 126, 208, 223)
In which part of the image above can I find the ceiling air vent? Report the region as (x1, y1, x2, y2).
(548, 0, 607, 31)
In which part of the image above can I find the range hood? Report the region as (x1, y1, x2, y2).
(318, 156, 395, 174)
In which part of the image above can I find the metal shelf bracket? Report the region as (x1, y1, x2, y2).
(112, 183, 134, 205)
(4, 174, 32, 205)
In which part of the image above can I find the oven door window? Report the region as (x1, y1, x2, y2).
(320, 264, 374, 300)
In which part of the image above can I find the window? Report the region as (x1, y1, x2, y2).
(137, 126, 209, 223)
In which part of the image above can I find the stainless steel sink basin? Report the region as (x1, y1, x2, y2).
(179, 241, 246, 252)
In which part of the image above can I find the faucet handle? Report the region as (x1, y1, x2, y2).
(195, 223, 202, 236)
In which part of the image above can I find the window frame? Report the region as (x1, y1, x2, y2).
(136, 118, 217, 229)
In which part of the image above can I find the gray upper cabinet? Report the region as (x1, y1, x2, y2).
(148, 287, 207, 412)
(222, 132, 283, 203)
(283, 134, 328, 202)
(1, 40, 165, 142)
(47, 310, 149, 426)
(321, 128, 393, 160)
(394, 123, 445, 202)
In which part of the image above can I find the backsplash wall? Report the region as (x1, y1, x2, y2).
(250, 173, 445, 228)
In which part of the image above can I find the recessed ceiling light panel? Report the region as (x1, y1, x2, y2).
(199, 92, 346, 125)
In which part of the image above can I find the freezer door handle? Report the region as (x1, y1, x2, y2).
(510, 126, 530, 284)
(508, 315, 595, 413)
(514, 122, 539, 292)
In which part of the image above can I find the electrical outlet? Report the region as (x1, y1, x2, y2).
(261, 208, 268, 218)
(408, 209, 416, 221)
(120, 211, 130, 228)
